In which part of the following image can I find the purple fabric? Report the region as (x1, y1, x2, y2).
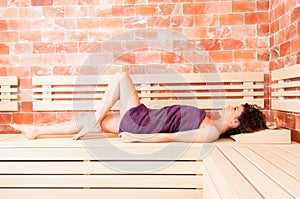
(119, 103, 206, 134)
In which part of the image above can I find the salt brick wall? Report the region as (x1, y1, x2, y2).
(0, 0, 298, 141)
(269, 0, 300, 142)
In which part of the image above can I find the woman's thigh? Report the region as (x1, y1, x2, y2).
(100, 112, 121, 134)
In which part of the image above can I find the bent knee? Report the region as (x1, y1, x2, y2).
(101, 112, 120, 134)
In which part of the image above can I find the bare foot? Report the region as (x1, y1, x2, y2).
(10, 124, 39, 140)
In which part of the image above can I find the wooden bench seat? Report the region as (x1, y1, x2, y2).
(0, 133, 207, 199)
(203, 143, 300, 198)
(0, 76, 18, 111)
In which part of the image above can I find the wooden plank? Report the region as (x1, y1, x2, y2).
(272, 99, 300, 112)
(0, 175, 203, 188)
(0, 147, 203, 160)
(203, 162, 221, 199)
(0, 101, 18, 111)
(217, 144, 294, 199)
(0, 161, 202, 174)
(233, 145, 300, 198)
(272, 64, 300, 81)
(203, 147, 262, 198)
(0, 76, 18, 85)
(249, 145, 300, 180)
(0, 134, 205, 148)
(275, 145, 300, 158)
(32, 73, 264, 86)
(0, 189, 203, 199)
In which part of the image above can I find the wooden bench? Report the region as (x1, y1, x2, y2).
(203, 65, 300, 198)
(203, 143, 300, 198)
(0, 76, 18, 111)
(1, 72, 265, 198)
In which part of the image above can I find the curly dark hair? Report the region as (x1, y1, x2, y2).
(220, 103, 268, 138)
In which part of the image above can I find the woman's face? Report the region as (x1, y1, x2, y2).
(223, 105, 244, 128)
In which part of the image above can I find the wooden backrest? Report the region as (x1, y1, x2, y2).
(32, 72, 265, 111)
(0, 76, 18, 111)
(271, 64, 300, 112)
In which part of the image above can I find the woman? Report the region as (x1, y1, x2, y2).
(11, 72, 269, 143)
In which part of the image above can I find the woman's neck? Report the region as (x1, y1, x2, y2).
(209, 111, 230, 135)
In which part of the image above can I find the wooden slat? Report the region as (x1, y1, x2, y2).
(218, 144, 294, 199)
(272, 91, 300, 97)
(0, 101, 18, 111)
(271, 99, 300, 112)
(264, 146, 300, 165)
(271, 64, 300, 81)
(272, 81, 300, 89)
(0, 189, 203, 199)
(0, 161, 202, 174)
(203, 166, 221, 199)
(0, 175, 203, 188)
(203, 146, 262, 198)
(232, 145, 300, 198)
(0, 76, 18, 85)
(249, 146, 300, 180)
(0, 147, 203, 160)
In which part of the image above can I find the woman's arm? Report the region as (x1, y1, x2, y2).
(121, 125, 219, 143)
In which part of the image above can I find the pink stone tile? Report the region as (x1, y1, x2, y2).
(270, 20, 279, 34)
(31, 66, 53, 76)
(7, 19, 30, 30)
(221, 38, 244, 50)
(234, 50, 256, 61)
(161, 52, 184, 64)
(158, 4, 178, 15)
(19, 77, 32, 89)
(66, 31, 88, 41)
(257, 24, 269, 36)
(0, 32, 18, 42)
(198, 39, 221, 51)
(279, 14, 291, 30)
(43, 31, 65, 42)
(171, 16, 194, 27)
(43, 54, 66, 66)
(220, 14, 244, 25)
(136, 52, 160, 64)
(183, 3, 206, 15)
(0, 44, 9, 54)
(0, 55, 20, 67)
(53, 65, 78, 75)
(20, 102, 33, 112)
(13, 112, 34, 124)
(148, 16, 170, 28)
(65, 5, 89, 17)
(0, 114, 12, 124)
(0, 20, 7, 31)
(208, 27, 232, 38)
(195, 14, 218, 26)
(291, 37, 300, 53)
(20, 55, 43, 66)
(101, 18, 123, 28)
(35, 112, 57, 125)
(32, 0, 53, 6)
(136, 4, 158, 16)
(89, 5, 112, 17)
(79, 42, 100, 53)
(275, 2, 285, 18)
(20, 31, 42, 42)
(78, 18, 100, 29)
(245, 12, 269, 24)
(20, 7, 43, 18)
(257, 0, 269, 11)
(291, 6, 300, 22)
(33, 43, 55, 54)
(0, 8, 19, 18)
(114, 53, 136, 65)
(245, 38, 268, 49)
(124, 17, 147, 28)
(279, 41, 291, 56)
(209, 51, 233, 63)
(232, 1, 256, 12)
(56, 42, 78, 53)
(257, 50, 269, 61)
(206, 1, 231, 14)
(284, 24, 299, 41)
(54, 18, 77, 30)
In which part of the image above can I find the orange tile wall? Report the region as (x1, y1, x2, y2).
(269, 0, 300, 142)
(0, 0, 299, 141)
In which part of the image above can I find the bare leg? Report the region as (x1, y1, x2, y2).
(11, 72, 140, 140)
(73, 72, 140, 139)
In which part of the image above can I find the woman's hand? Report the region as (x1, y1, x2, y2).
(120, 132, 139, 143)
